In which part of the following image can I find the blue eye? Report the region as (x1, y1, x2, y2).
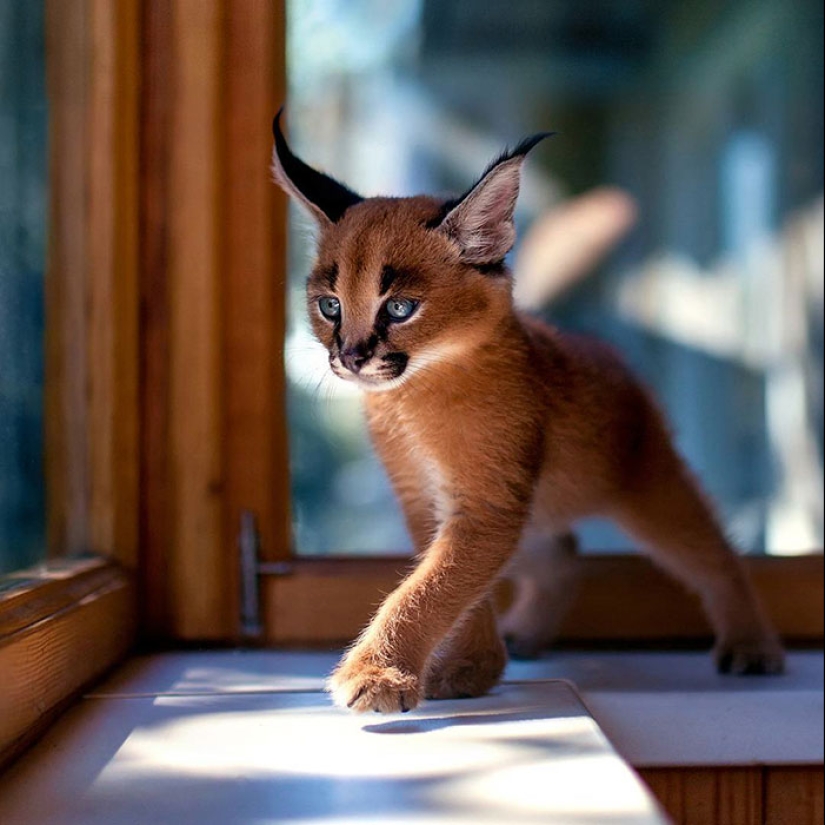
(385, 298, 417, 321)
(319, 296, 341, 320)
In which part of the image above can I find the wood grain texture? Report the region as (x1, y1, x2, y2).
(640, 766, 825, 825)
(45, 0, 90, 558)
(87, 0, 140, 567)
(266, 559, 415, 644)
(139, 0, 290, 641)
(559, 554, 824, 642)
(640, 768, 763, 825)
(138, 0, 174, 640)
(166, 0, 226, 639)
(0, 559, 119, 638)
(0, 563, 135, 768)
(45, 0, 140, 567)
(765, 766, 825, 825)
(263, 555, 823, 645)
(222, 0, 290, 639)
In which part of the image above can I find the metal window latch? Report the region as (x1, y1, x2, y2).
(238, 510, 293, 640)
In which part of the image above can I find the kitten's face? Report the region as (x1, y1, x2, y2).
(272, 110, 550, 390)
(307, 196, 508, 391)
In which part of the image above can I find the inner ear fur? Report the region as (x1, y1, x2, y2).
(438, 132, 554, 266)
(271, 108, 363, 225)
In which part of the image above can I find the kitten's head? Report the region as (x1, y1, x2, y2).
(272, 109, 552, 391)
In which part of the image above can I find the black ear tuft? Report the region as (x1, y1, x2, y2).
(271, 108, 363, 224)
(432, 130, 555, 266)
(478, 132, 556, 179)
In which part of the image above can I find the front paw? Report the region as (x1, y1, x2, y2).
(328, 652, 422, 713)
(714, 636, 786, 675)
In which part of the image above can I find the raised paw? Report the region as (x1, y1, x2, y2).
(425, 651, 505, 700)
(714, 637, 786, 675)
(328, 657, 422, 714)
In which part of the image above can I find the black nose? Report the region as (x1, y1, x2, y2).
(339, 343, 373, 374)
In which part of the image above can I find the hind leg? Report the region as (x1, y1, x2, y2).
(611, 449, 784, 674)
(499, 529, 581, 660)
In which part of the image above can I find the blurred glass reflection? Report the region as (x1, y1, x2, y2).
(285, 0, 823, 556)
(0, 2, 48, 574)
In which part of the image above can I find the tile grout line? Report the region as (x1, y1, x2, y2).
(83, 677, 575, 700)
(83, 688, 330, 699)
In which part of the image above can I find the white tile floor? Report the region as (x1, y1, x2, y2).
(0, 651, 822, 825)
(508, 650, 825, 766)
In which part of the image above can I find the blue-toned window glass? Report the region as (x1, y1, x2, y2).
(285, 0, 823, 556)
(0, 2, 48, 574)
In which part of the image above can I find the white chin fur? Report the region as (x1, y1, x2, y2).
(330, 364, 405, 392)
(358, 374, 409, 393)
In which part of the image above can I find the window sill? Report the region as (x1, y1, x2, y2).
(507, 650, 824, 767)
(0, 650, 821, 824)
(0, 559, 135, 768)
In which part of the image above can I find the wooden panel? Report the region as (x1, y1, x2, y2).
(166, 0, 226, 638)
(640, 767, 763, 825)
(765, 766, 825, 825)
(263, 555, 823, 645)
(0, 559, 121, 638)
(87, 0, 140, 567)
(753, 558, 825, 641)
(45, 0, 90, 558)
(45, 0, 140, 568)
(139, 0, 174, 639)
(267, 559, 415, 644)
(640, 766, 825, 825)
(0, 562, 135, 769)
(222, 0, 291, 638)
(558, 554, 824, 642)
(140, 0, 290, 640)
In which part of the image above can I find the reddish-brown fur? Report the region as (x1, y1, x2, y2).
(272, 119, 784, 713)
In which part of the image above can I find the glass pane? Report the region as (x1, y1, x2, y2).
(0, 1, 47, 573)
(285, 0, 823, 556)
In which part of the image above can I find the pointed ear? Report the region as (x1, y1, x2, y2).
(438, 133, 554, 265)
(271, 108, 363, 225)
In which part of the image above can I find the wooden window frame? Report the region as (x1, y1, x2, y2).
(136, 1, 823, 649)
(262, 555, 823, 647)
(0, 0, 139, 766)
(138, 0, 292, 642)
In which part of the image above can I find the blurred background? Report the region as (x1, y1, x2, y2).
(284, 0, 824, 557)
(0, 0, 823, 576)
